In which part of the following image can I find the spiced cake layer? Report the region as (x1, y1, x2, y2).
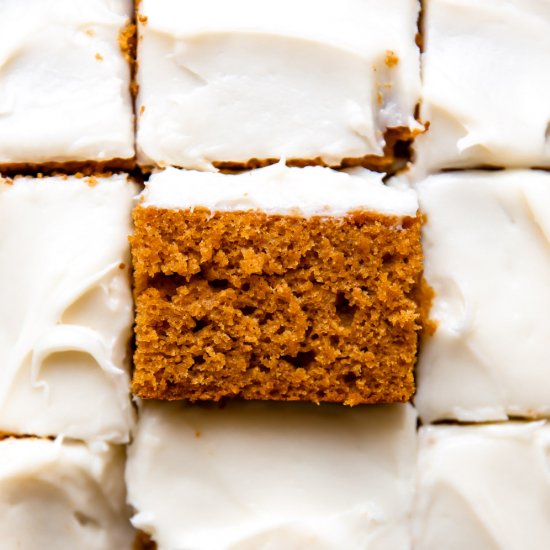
(416, 171, 550, 423)
(131, 165, 423, 404)
(0, 437, 134, 550)
(126, 401, 417, 549)
(0, 174, 137, 442)
(414, 421, 550, 549)
(0, 0, 135, 167)
(415, 0, 550, 172)
(135, 0, 422, 170)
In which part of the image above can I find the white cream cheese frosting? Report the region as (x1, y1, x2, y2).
(416, 171, 550, 423)
(136, 0, 422, 170)
(126, 402, 417, 550)
(415, 0, 550, 172)
(140, 164, 419, 217)
(0, 437, 134, 550)
(0, 0, 134, 164)
(414, 421, 550, 550)
(0, 175, 137, 442)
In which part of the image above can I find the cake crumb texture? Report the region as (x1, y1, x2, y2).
(131, 208, 423, 405)
(134, 531, 156, 550)
(118, 22, 137, 65)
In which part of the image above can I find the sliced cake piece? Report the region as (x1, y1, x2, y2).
(131, 164, 423, 405)
(0, 174, 137, 442)
(416, 170, 550, 423)
(415, 421, 550, 550)
(0, 0, 135, 170)
(136, 0, 422, 170)
(0, 437, 134, 550)
(416, 0, 550, 172)
(127, 401, 417, 549)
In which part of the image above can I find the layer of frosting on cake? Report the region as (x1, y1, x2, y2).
(0, 175, 137, 442)
(136, 0, 421, 169)
(414, 421, 550, 549)
(126, 402, 417, 550)
(140, 164, 419, 216)
(415, 0, 550, 172)
(0, 437, 134, 550)
(0, 0, 134, 164)
(416, 170, 550, 423)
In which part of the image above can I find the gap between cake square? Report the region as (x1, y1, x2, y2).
(131, 164, 424, 405)
(135, 0, 422, 171)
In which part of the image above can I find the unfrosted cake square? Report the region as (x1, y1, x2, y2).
(416, 170, 550, 423)
(0, 0, 135, 170)
(126, 401, 417, 549)
(415, 0, 550, 171)
(414, 421, 550, 549)
(131, 164, 423, 405)
(0, 174, 137, 442)
(135, 0, 422, 170)
(0, 437, 134, 549)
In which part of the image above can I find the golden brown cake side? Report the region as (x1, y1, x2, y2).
(133, 531, 156, 550)
(137, 126, 419, 174)
(0, 158, 136, 177)
(131, 208, 423, 405)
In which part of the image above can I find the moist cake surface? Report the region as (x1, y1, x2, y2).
(136, 0, 422, 170)
(0, 437, 134, 550)
(0, 175, 137, 442)
(415, 171, 550, 423)
(126, 401, 417, 550)
(0, 0, 134, 166)
(415, 0, 550, 172)
(414, 421, 550, 550)
(131, 165, 423, 405)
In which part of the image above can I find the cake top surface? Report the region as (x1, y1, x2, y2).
(0, 437, 134, 550)
(415, 421, 550, 550)
(0, 174, 137, 442)
(415, 170, 550, 423)
(140, 0, 419, 57)
(0, 0, 134, 164)
(136, 0, 421, 169)
(139, 164, 418, 216)
(415, 0, 550, 171)
(126, 402, 417, 550)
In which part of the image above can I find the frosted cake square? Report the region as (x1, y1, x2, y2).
(416, 171, 550, 423)
(135, 0, 422, 170)
(0, 437, 133, 549)
(0, 0, 135, 169)
(127, 402, 417, 549)
(415, 0, 550, 171)
(131, 165, 423, 405)
(0, 174, 137, 442)
(414, 422, 550, 549)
